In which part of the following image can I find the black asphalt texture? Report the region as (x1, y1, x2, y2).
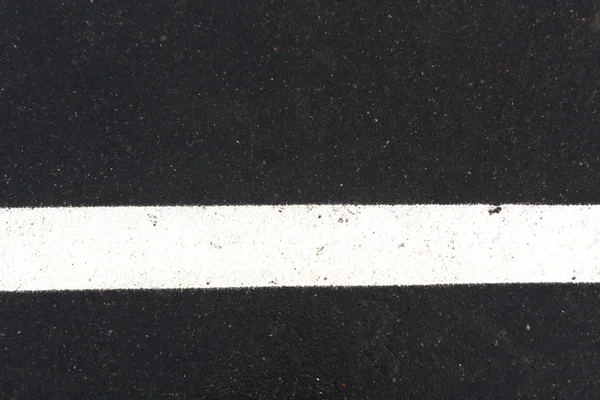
(2, 286, 600, 399)
(1, 0, 600, 206)
(2, 0, 600, 398)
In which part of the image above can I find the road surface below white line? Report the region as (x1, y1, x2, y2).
(1, 205, 599, 291)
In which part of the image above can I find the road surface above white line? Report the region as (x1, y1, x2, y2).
(1, 205, 599, 291)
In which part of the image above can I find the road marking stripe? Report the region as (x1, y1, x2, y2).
(1, 205, 599, 291)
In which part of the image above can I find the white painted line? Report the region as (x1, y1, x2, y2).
(1, 205, 599, 291)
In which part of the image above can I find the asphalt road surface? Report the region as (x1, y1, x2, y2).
(2, 0, 600, 398)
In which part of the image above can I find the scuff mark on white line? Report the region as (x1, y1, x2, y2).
(0, 204, 599, 291)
